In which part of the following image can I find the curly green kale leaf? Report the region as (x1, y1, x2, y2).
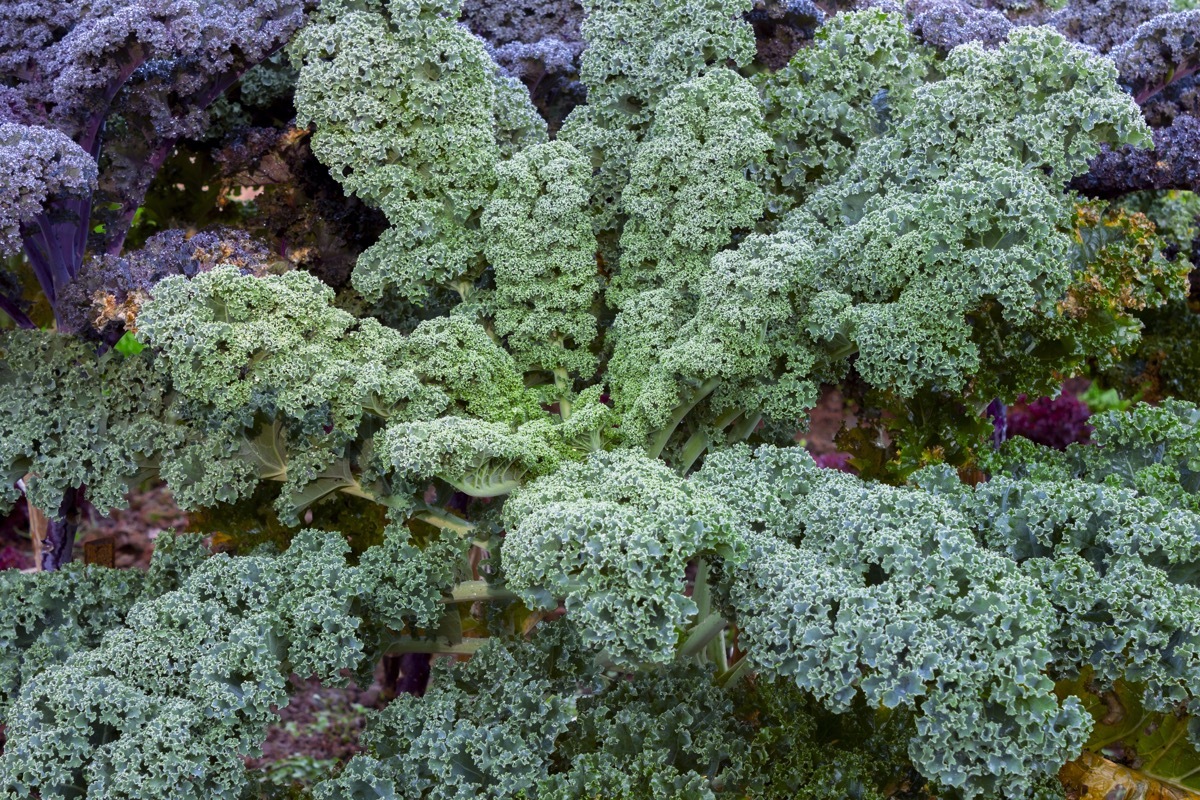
(313, 635, 582, 800)
(986, 398, 1200, 510)
(139, 267, 412, 436)
(482, 140, 600, 397)
(611, 69, 772, 306)
(539, 661, 745, 800)
(0, 329, 175, 515)
(140, 268, 538, 517)
(686, 25, 1151, 419)
(697, 445, 1090, 798)
(948, 475, 1200, 713)
(603, 288, 725, 452)
(368, 416, 568, 505)
(559, 0, 755, 236)
(358, 518, 470, 633)
(602, 68, 776, 452)
(292, 0, 546, 303)
(914, 410, 1200, 768)
(502, 449, 739, 665)
(396, 315, 542, 426)
(0, 565, 143, 723)
(754, 10, 934, 221)
(0, 533, 208, 721)
(0, 530, 364, 800)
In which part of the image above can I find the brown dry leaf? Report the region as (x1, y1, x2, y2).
(1061, 752, 1200, 800)
(90, 289, 147, 333)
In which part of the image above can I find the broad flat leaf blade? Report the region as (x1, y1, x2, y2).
(1057, 674, 1200, 794)
(1061, 752, 1200, 800)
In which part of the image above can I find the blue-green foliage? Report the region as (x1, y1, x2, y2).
(502, 450, 739, 665)
(558, 0, 756, 238)
(291, 0, 546, 304)
(599, 13, 1170, 466)
(754, 10, 934, 221)
(0, 533, 212, 722)
(982, 398, 1200, 510)
(482, 141, 600, 402)
(0, 532, 364, 799)
(314, 633, 586, 800)
(0, 331, 175, 515)
(672, 23, 1151, 418)
(611, 69, 772, 306)
(311, 624, 915, 800)
(8, 406, 1200, 797)
(699, 446, 1083, 796)
(1, 1, 1198, 798)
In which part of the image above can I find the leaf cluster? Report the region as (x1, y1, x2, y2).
(4, 2, 1200, 799)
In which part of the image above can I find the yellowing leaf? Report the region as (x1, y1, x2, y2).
(1061, 751, 1200, 800)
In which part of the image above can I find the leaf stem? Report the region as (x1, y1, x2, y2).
(440, 581, 519, 604)
(679, 613, 728, 659)
(412, 501, 476, 535)
(677, 429, 710, 474)
(648, 377, 721, 460)
(553, 366, 572, 420)
(384, 637, 489, 656)
(715, 655, 751, 687)
(726, 412, 762, 443)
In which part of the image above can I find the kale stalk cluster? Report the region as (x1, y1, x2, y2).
(1, 1, 1200, 798)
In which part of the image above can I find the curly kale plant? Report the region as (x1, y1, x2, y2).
(11, 406, 1200, 797)
(4, 1, 1200, 798)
